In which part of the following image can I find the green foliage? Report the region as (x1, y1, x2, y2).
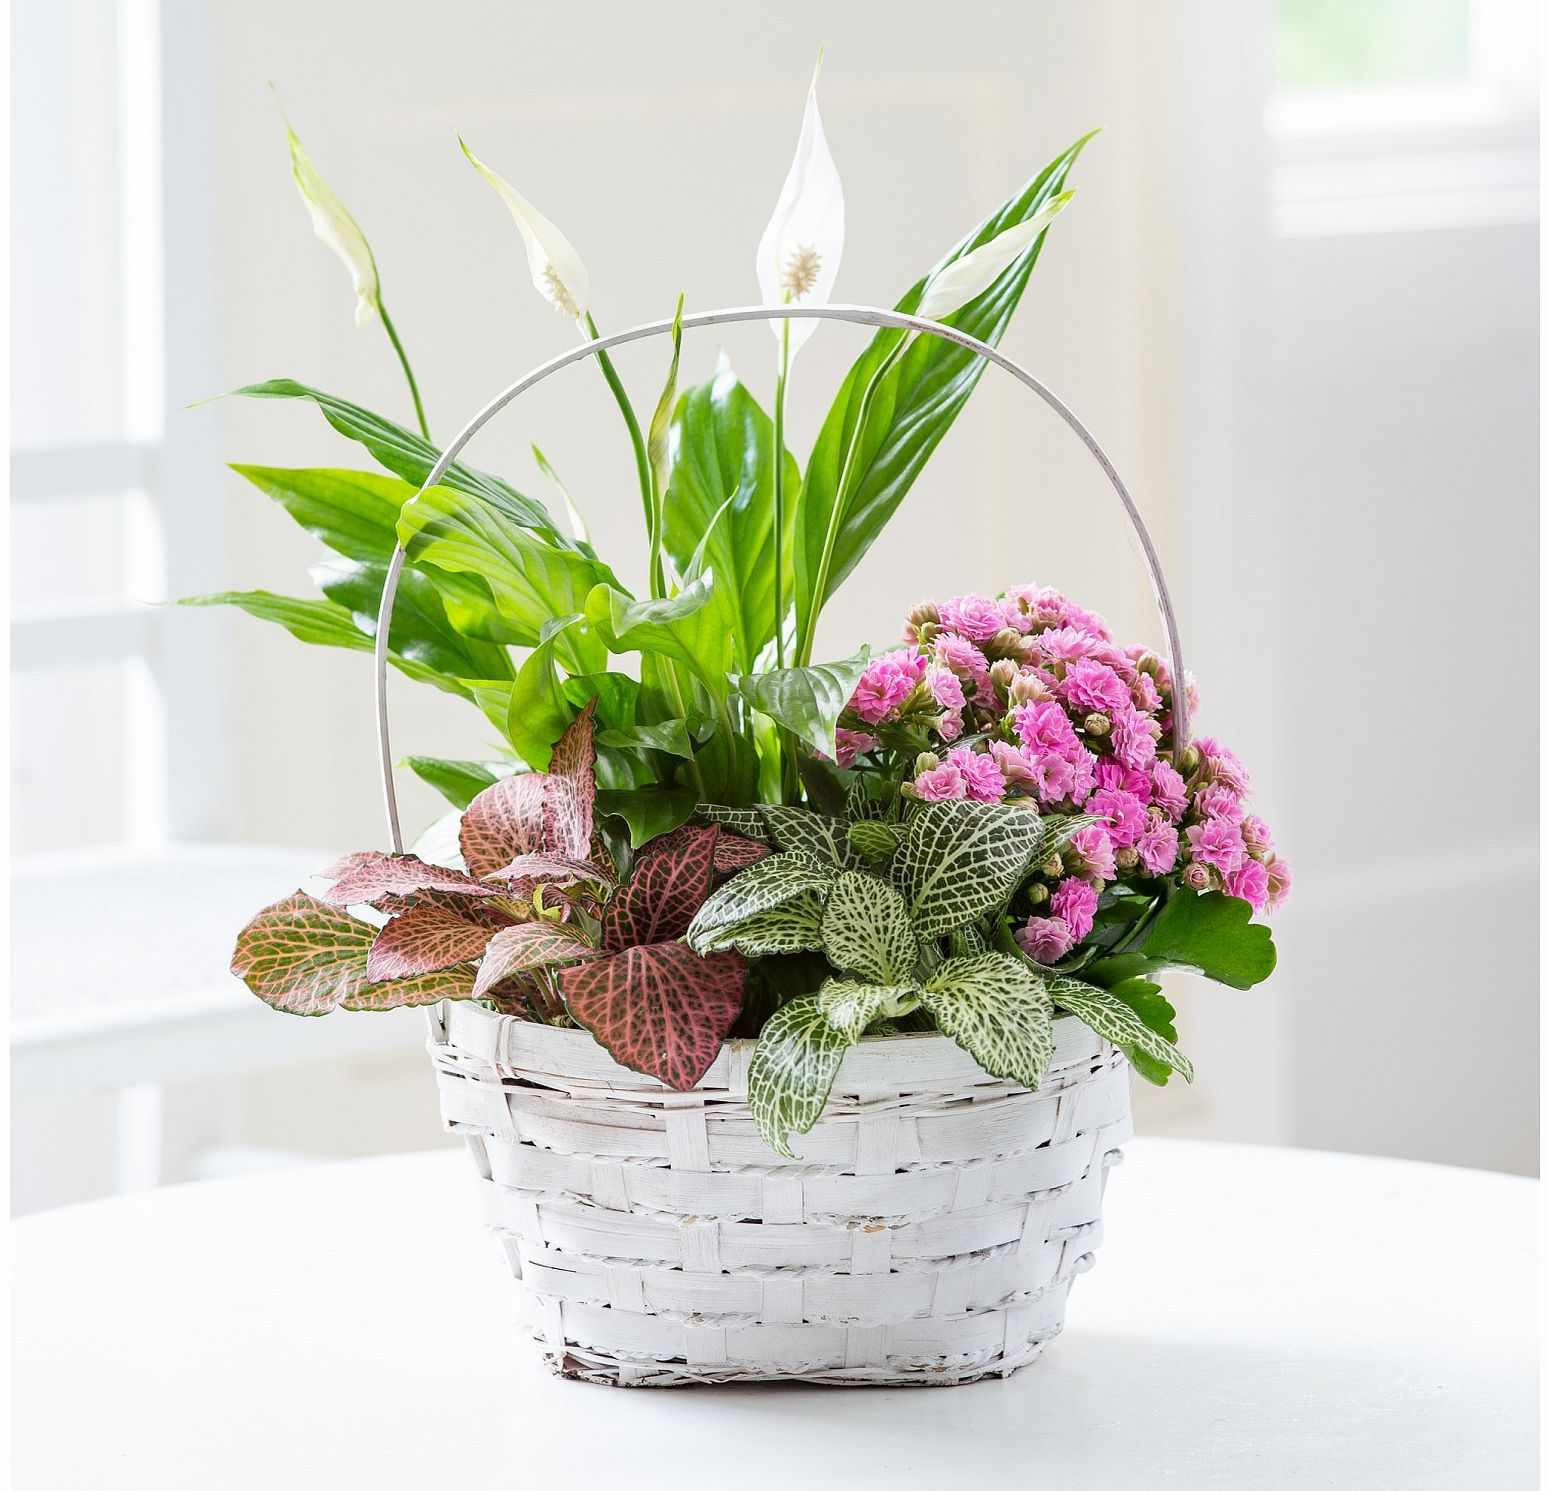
(1138, 890, 1278, 989)
(891, 800, 1045, 938)
(734, 650, 869, 761)
(402, 756, 508, 811)
(920, 952, 1056, 1091)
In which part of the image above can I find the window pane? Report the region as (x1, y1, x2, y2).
(11, 662, 127, 852)
(1275, 0, 1471, 92)
(10, 493, 132, 609)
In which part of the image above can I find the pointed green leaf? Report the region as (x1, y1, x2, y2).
(506, 615, 583, 771)
(595, 785, 700, 848)
(687, 849, 836, 948)
(734, 649, 870, 760)
(920, 951, 1055, 1090)
(583, 575, 732, 691)
(402, 756, 509, 812)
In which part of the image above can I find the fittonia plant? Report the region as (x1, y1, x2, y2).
(219, 64, 1287, 1156)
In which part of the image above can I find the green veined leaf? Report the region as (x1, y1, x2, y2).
(892, 800, 1045, 938)
(694, 891, 826, 956)
(402, 756, 510, 812)
(663, 366, 800, 673)
(695, 803, 771, 842)
(1044, 974, 1193, 1084)
(757, 805, 854, 865)
(1107, 975, 1182, 1086)
(1038, 812, 1106, 861)
(231, 890, 472, 1015)
(1139, 890, 1277, 990)
(847, 819, 900, 865)
(229, 380, 568, 544)
(747, 980, 902, 1157)
(686, 849, 836, 948)
(821, 870, 919, 984)
(920, 951, 1055, 1090)
(794, 133, 1093, 620)
(734, 649, 870, 760)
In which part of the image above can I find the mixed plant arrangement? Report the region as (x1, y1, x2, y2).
(218, 64, 1288, 1156)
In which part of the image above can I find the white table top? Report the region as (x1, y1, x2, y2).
(12, 1138, 1537, 1489)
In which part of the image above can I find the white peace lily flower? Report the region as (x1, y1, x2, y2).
(459, 136, 590, 320)
(914, 190, 1074, 323)
(284, 122, 380, 327)
(756, 54, 845, 356)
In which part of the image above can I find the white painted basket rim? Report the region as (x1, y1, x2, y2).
(434, 1000, 1106, 1096)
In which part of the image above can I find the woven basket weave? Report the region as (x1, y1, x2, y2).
(430, 1000, 1131, 1386)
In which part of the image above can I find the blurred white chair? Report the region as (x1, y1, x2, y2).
(11, 844, 426, 1206)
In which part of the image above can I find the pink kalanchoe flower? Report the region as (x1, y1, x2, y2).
(1012, 699, 1082, 755)
(1016, 915, 1075, 965)
(927, 665, 967, 714)
(989, 741, 1040, 795)
(1034, 626, 1107, 664)
(945, 747, 1007, 804)
(1151, 759, 1188, 819)
(1185, 816, 1247, 875)
(1195, 735, 1251, 795)
(1005, 584, 1070, 630)
(850, 652, 921, 724)
(1265, 857, 1293, 910)
(1059, 659, 1131, 716)
(1068, 823, 1117, 882)
(834, 728, 878, 770)
(1131, 672, 1162, 713)
(938, 593, 1014, 642)
(1109, 706, 1160, 772)
(1064, 600, 1114, 640)
(1136, 822, 1180, 876)
(1193, 783, 1243, 822)
(1086, 786, 1148, 848)
(1030, 751, 1079, 805)
(1241, 814, 1275, 856)
(1182, 861, 1214, 892)
(912, 760, 967, 802)
(933, 632, 992, 687)
(1051, 878, 1099, 942)
(1222, 858, 1270, 913)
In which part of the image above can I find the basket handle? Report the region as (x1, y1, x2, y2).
(372, 302, 1187, 852)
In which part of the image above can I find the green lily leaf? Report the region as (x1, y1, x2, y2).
(596, 719, 699, 759)
(920, 951, 1055, 1091)
(230, 380, 567, 544)
(663, 366, 800, 673)
(505, 615, 583, 770)
(396, 486, 615, 674)
(794, 132, 1093, 620)
(594, 784, 700, 848)
(583, 575, 732, 692)
(734, 648, 869, 761)
(1138, 890, 1277, 990)
(402, 756, 510, 812)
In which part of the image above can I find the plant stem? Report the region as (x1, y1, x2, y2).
(583, 312, 655, 562)
(794, 331, 911, 666)
(773, 321, 791, 668)
(379, 302, 429, 441)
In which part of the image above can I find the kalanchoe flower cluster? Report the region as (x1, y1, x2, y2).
(838, 584, 1292, 962)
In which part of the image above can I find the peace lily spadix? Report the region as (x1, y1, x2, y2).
(283, 120, 381, 327)
(459, 136, 591, 321)
(756, 55, 845, 358)
(915, 190, 1074, 322)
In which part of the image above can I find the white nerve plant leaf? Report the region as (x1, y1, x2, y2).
(756, 53, 845, 356)
(459, 136, 591, 321)
(284, 119, 381, 327)
(914, 190, 1074, 323)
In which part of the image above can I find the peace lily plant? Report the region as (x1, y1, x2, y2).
(213, 65, 1288, 1158)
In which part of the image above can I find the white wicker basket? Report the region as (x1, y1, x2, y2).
(429, 1000, 1131, 1387)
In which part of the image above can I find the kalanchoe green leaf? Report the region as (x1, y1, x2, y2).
(1044, 974, 1193, 1083)
(747, 979, 898, 1158)
(1138, 890, 1277, 990)
(891, 800, 1045, 938)
(687, 849, 836, 949)
(820, 870, 919, 984)
(920, 951, 1055, 1091)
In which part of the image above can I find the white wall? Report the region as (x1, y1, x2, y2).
(170, 1, 1537, 1174)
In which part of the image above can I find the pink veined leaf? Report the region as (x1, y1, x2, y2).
(488, 852, 616, 889)
(373, 891, 519, 927)
(232, 890, 472, 1015)
(543, 699, 598, 859)
(460, 772, 550, 878)
(472, 920, 604, 999)
(313, 849, 386, 882)
(366, 905, 499, 983)
(601, 824, 719, 950)
(324, 853, 504, 907)
(558, 942, 746, 1090)
(483, 973, 546, 1016)
(714, 833, 771, 873)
